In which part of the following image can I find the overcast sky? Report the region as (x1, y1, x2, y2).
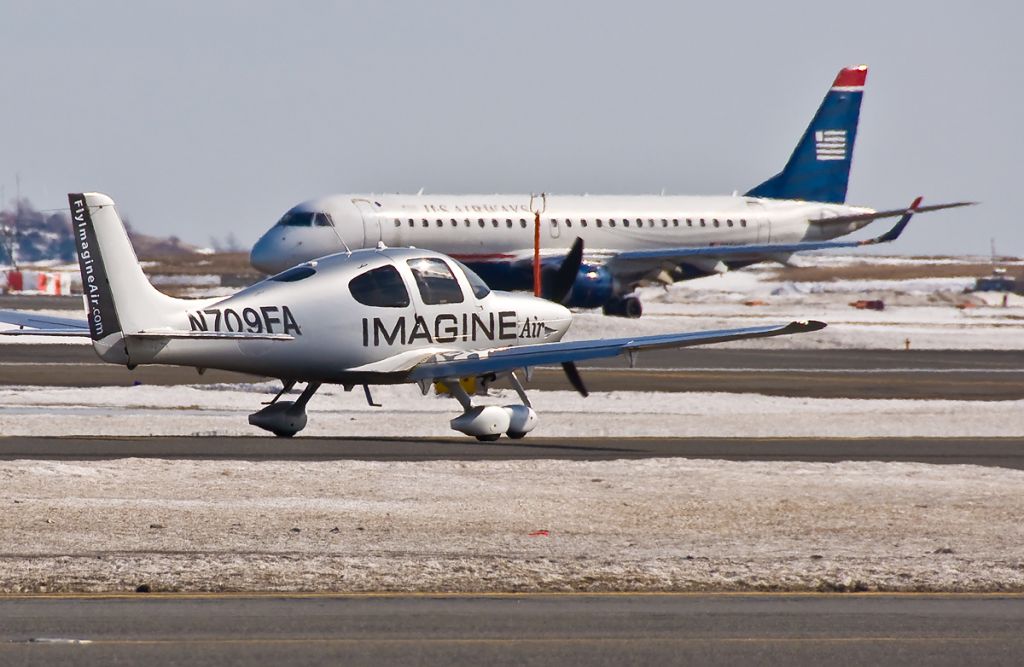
(1, 1, 1018, 255)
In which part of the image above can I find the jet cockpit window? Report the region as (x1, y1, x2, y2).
(348, 265, 410, 308)
(277, 211, 316, 227)
(276, 210, 332, 227)
(406, 258, 465, 305)
(453, 260, 491, 299)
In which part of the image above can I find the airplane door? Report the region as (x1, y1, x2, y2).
(352, 198, 381, 248)
(746, 201, 770, 243)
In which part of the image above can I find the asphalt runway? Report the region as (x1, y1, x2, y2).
(2, 594, 1022, 666)
(2, 435, 1022, 468)
(3, 344, 1022, 399)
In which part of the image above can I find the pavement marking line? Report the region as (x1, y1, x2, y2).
(535, 367, 1024, 374)
(4, 362, 1023, 374)
(4, 591, 1024, 601)
(3, 637, 1019, 647)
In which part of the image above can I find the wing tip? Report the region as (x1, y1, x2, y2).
(791, 320, 828, 333)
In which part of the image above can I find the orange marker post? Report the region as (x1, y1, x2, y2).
(533, 209, 542, 296)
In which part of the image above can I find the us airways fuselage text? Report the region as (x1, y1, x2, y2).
(188, 305, 301, 335)
(362, 310, 517, 347)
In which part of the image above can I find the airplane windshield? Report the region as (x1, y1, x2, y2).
(407, 258, 465, 305)
(276, 211, 333, 227)
(277, 211, 316, 227)
(453, 260, 491, 299)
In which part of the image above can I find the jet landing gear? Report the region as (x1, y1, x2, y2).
(603, 295, 643, 318)
(248, 381, 321, 437)
(444, 373, 538, 441)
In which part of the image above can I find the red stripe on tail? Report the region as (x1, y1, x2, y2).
(832, 65, 868, 88)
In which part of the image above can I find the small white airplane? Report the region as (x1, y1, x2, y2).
(1, 193, 824, 440)
(249, 65, 972, 317)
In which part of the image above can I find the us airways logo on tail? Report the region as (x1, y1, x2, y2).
(815, 130, 847, 161)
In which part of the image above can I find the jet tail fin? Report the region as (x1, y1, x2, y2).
(69, 192, 183, 363)
(745, 65, 867, 204)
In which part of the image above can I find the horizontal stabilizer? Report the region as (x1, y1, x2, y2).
(131, 330, 294, 341)
(0, 310, 89, 336)
(0, 311, 293, 341)
(609, 198, 975, 265)
(811, 200, 975, 229)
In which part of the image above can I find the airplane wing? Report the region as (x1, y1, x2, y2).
(0, 310, 90, 336)
(607, 198, 973, 267)
(406, 320, 824, 382)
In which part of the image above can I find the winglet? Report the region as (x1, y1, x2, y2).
(870, 196, 922, 244)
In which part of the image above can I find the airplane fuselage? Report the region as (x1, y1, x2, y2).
(250, 193, 876, 283)
(120, 246, 572, 383)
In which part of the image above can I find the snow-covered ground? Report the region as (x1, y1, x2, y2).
(5, 255, 1022, 348)
(2, 255, 1021, 593)
(565, 268, 1024, 350)
(2, 457, 1022, 593)
(1, 382, 1022, 438)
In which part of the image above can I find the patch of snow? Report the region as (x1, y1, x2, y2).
(1, 457, 1021, 592)
(0, 383, 1021, 438)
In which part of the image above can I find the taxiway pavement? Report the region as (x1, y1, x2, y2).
(2, 594, 1022, 666)
(3, 345, 1022, 399)
(1, 435, 1022, 468)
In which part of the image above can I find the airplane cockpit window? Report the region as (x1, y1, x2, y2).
(274, 211, 333, 227)
(349, 265, 411, 308)
(407, 258, 465, 305)
(277, 211, 316, 227)
(453, 260, 491, 299)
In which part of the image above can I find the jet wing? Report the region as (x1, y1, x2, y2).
(407, 320, 824, 381)
(607, 198, 973, 268)
(0, 310, 90, 336)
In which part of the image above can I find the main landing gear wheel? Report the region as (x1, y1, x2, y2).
(248, 381, 321, 438)
(475, 433, 501, 442)
(506, 431, 527, 440)
(602, 296, 643, 318)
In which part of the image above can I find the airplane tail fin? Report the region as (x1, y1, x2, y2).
(69, 192, 182, 363)
(745, 65, 867, 204)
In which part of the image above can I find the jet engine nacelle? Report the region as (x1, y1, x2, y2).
(564, 263, 615, 310)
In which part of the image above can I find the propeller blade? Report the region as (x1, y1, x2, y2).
(544, 237, 584, 304)
(561, 361, 589, 397)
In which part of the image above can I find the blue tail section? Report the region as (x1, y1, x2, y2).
(745, 65, 867, 204)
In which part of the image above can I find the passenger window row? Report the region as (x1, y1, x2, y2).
(392, 217, 749, 229)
